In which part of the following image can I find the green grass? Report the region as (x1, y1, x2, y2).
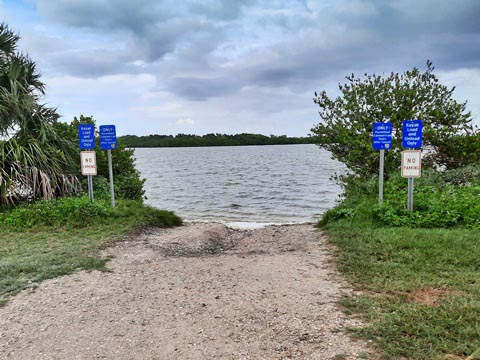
(321, 207, 480, 359)
(0, 197, 182, 305)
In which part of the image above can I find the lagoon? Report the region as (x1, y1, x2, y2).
(134, 144, 344, 226)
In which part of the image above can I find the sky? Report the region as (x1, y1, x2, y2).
(1, 0, 479, 137)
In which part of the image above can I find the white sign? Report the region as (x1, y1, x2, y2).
(80, 151, 97, 176)
(401, 150, 421, 178)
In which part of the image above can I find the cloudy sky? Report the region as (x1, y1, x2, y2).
(1, 0, 479, 136)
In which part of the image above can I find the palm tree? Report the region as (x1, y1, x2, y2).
(0, 23, 79, 204)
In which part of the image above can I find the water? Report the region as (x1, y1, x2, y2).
(134, 144, 345, 226)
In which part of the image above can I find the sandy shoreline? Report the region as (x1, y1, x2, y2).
(0, 222, 371, 359)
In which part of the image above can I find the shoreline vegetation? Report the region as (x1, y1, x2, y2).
(0, 197, 182, 306)
(311, 63, 480, 359)
(318, 169, 480, 359)
(119, 133, 320, 148)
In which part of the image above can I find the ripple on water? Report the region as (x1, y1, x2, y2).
(134, 144, 345, 224)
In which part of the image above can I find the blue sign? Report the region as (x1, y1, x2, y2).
(402, 120, 423, 148)
(372, 122, 393, 150)
(78, 124, 95, 149)
(99, 125, 117, 150)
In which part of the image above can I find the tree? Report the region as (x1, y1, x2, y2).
(0, 23, 79, 204)
(311, 61, 478, 178)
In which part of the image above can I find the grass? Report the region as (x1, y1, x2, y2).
(321, 201, 480, 359)
(0, 197, 182, 305)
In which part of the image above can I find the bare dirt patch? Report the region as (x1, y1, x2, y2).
(0, 223, 372, 359)
(407, 287, 463, 307)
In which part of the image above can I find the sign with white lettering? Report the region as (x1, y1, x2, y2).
(372, 122, 393, 150)
(401, 150, 421, 178)
(402, 120, 423, 148)
(99, 125, 117, 150)
(78, 124, 95, 150)
(80, 151, 97, 176)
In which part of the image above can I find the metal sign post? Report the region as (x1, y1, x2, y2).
(99, 125, 118, 207)
(80, 151, 97, 203)
(372, 122, 392, 205)
(88, 175, 94, 202)
(407, 178, 414, 211)
(379, 149, 385, 204)
(78, 124, 96, 202)
(401, 120, 423, 211)
(107, 149, 114, 207)
(401, 150, 422, 211)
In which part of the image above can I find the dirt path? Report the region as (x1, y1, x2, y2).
(0, 223, 370, 359)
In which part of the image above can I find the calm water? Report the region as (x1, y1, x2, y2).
(134, 144, 344, 226)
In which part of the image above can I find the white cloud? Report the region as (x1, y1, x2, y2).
(176, 118, 195, 125)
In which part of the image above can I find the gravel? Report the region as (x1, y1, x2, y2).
(0, 223, 372, 359)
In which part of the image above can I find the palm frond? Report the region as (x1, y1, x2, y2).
(0, 23, 19, 57)
(0, 23, 80, 205)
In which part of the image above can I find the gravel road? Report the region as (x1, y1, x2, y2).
(0, 223, 371, 359)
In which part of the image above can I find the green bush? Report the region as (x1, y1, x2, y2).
(0, 197, 113, 229)
(90, 176, 109, 197)
(320, 167, 480, 229)
(112, 201, 182, 227)
(140, 207, 183, 227)
(375, 174, 480, 228)
(58, 115, 146, 202)
(319, 206, 357, 226)
(88, 174, 146, 201)
(0, 197, 182, 230)
(113, 175, 146, 201)
(439, 165, 480, 186)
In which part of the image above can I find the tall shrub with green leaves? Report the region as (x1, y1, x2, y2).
(311, 61, 479, 179)
(55, 115, 145, 201)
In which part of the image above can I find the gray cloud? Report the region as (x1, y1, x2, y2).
(35, 0, 164, 32)
(32, 0, 480, 101)
(34, 0, 247, 61)
(51, 50, 142, 78)
(187, 0, 254, 21)
(166, 76, 242, 101)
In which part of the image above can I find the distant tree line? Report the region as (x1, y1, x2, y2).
(119, 133, 320, 148)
